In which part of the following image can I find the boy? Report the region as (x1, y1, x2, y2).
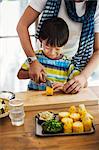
(17, 17, 80, 91)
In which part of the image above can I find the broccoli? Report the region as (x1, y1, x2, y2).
(42, 119, 63, 134)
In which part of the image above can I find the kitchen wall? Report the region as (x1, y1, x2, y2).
(0, 0, 35, 92)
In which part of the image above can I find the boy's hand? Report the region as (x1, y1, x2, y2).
(29, 60, 46, 83)
(52, 82, 64, 91)
(63, 74, 87, 94)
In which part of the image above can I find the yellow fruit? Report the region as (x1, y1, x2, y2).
(61, 117, 73, 126)
(81, 111, 93, 121)
(69, 105, 77, 113)
(73, 121, 84, 133)
(87, 113, 93, 120)
(78, 104, 87, 115)
(82, 116, 92, 132)
(58, 112, 70, 120)
(46, 86, 53, 96)
(64, 125, 72, 133)
(63, 118, 73, 133)
(70, 113, 80, 122)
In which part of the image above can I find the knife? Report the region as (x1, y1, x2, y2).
(46, 79, 53, 88)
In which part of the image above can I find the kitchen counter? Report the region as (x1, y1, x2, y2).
(0, 86, 99, 150)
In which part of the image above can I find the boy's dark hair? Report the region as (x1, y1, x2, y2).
(38, 17, 69, 47)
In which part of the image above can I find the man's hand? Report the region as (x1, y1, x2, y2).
(29, 60, 46, 83)
(63, 74, 87, 94)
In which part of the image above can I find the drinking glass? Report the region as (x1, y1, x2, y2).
(9, 99, 25, 126)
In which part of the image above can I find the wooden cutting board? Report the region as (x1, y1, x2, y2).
(15, 88, 98, 111)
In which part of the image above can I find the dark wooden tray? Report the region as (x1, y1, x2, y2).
(35, 116, 96, 137)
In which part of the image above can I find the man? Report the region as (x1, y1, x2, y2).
(17, 0, 99, 93)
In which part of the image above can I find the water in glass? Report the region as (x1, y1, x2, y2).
(9, 99, 25, 126)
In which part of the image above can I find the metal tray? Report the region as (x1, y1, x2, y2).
(35, 116, 96, 137)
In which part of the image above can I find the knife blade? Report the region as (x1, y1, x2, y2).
(46, 79, 53, 88)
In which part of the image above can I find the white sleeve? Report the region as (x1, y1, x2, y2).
(94, 1, 99, 33)
(29, 0, 47, 13)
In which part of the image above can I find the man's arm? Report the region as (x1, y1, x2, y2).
(63, 33, 99, 94)
(17, 6, 40, 57)
(17, 6, 45, 82)
(81, 33, 99, 79)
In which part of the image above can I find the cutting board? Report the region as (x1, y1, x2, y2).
(15, 88, 98, 111)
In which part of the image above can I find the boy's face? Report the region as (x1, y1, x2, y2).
(42, 40, 62, 59)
